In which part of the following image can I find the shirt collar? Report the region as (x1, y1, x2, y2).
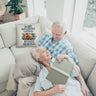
(51, 36, 65, 43)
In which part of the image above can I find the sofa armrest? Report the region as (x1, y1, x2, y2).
(87, 63, 96, 96)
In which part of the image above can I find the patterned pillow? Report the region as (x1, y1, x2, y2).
(16, 23, 41, 47)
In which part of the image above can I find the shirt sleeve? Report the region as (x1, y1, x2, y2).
(65, 47, 78, 64)
(70, 66, 80, 78)
(34, 77, 44, 92)
(38, 33, 50, 47)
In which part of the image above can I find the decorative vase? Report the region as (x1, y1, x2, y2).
(11, 12, 25, 21)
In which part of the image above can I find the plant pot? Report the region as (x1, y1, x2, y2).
(11, 12, 25, 21)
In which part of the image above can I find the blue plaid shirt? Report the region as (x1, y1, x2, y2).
(38, 33, 78, 64)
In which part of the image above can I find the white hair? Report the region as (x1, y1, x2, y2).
(31, 47, 40, 61)
(52, 21, 67, 33)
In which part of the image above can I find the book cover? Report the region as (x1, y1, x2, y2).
(46, 59, 73, 84)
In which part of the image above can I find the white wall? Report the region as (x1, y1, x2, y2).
(27, 0, 34, 17)
(46, 0, 64, 22)
(22, 0, 28, 17)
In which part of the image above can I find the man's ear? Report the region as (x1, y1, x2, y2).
(63, 31, 67, 36)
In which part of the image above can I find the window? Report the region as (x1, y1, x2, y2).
(82, 0, 96, 49)
(83, 0, 96, 28)
(83, 0, 96, 38)
(71, 0, 96, 49)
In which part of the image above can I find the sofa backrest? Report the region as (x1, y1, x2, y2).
(0, 35, 4, 49)
(0, 16, 40, 48)
(87, 63, 96, 96)
(38, 16, 52, 39)
(67, 33, 96, 80)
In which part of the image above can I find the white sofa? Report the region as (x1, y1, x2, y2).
(0, 16, 96, 96)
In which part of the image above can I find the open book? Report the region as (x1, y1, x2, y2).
(46, 59, 73, 84)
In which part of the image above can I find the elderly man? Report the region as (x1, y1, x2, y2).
(31, 47, 90, 96)
(37, 21, 78, 64)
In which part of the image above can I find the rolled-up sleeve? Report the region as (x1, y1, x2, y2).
(70, 66, 80, 78)
(66, 47, 78, 64)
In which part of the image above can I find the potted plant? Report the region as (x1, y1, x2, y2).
(6, 0, 26, 21)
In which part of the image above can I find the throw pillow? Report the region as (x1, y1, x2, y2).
(16, 23, 41, 47)
(14, 52, 41, 80)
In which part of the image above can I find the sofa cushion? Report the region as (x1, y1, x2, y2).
(67, 34, 96, 80)
(0, 48, 15, 84)
(10, 45, 34, 56)
(0, 35, 4, 49)
(0, 81, 7, 93)
(87, 64, 96, 96)
(0, 16, 39, 48)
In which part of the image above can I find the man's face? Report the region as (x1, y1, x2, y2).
(38, 47, 51, 63)
(52, 27, 64, 42)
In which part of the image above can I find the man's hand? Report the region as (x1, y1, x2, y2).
(56, 54, 65, 62)
(81, 83, 90, 96)
(52, 84, 66, 94)
(57, 54, 80, 72)
(56, 54, 73, 63)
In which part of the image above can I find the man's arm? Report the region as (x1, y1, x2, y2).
(34, 85, 66, 96)
(68, 56, 90, 96)
(57, 54, 79, 72)
(65, 47, 78, 64)
(57, 54, 90, 96)
(76, 74, 90, 96)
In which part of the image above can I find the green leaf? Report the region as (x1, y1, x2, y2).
(9, 1, 12, 5)
(19, 0, 23, 3)
(6, 1, 12, 6)
(6, 4, 9, 7)
(6, 0, 25, 15)
(19, 8, 23, 12)
(13, 12, 16, 15)
(9, 10, 14, 13)
(21, 5, 26, 7)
